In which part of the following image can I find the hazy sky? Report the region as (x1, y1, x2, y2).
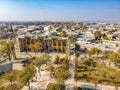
(0, 0, 120, 21)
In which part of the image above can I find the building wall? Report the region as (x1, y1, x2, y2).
(0, 63, 12, 74)
(102, 40, 120, 48)
(17, 37, 69, 53)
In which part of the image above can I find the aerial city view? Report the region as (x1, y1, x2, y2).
(0, 0, 120, 90)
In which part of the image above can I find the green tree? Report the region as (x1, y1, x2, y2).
(102, 34, 109, 40)
(83, 26, 89, 30)
(101, 70, 107, 89)
(109, 52, 120, 64)
(117, 49, 120, 56)
(56, 78, 65, 90)
(55, 68, 71, 80)
(0, 41, 16, 61)
(0, 80, 4, 90)
(94, 48, 101, 56)
(17, 65, 35, 90)
(94, 31, 101, 40)
(60, 31, 67, 37)
(75, 44, 80, 51)
(47, 82, 65, 90)
(88, 48, 101, 58)
(70, 36, 77, 44)
(62, 56, 69, 70)
(87, 49, 95, 58)
(86, 59, 93, 81)
(50, 65, 55, 78)
(102, 50, 111, 59)
(3, 71, 16, 90)
(13, 28, 18, 33)
(8, 41, 16, 59)
(35, 54, 51, 79)
(75, 51, 80, 58)
(54, 55, 60, 66)
(92, 73, 100, 90)
(102, 51, 112, 63)
(74, 57, 78, 88)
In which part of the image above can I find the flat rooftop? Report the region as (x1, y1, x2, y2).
(76, 41, 119, 52)
(17, 35, 68, 40)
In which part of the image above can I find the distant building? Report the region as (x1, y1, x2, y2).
(67, 32, 78, 37)
(76, 40, 120, 52)
(44, 26, 51, 31)
(17, 35, 69, 53)
(102, 40, 120, 48)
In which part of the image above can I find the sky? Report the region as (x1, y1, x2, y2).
(0, 0, 120, 21)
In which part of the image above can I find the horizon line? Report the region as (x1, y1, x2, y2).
(0, 20, 120, 23)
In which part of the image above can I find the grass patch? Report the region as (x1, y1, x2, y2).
(75, 60, 120, 86)
(47, 83, 65, 90)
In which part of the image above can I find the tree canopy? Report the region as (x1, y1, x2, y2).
(94, 31, 101, 40)
(0, 41, 16, 61)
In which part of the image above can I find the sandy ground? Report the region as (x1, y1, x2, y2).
(16, 51, 120, 90)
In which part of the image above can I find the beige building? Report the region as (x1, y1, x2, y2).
(17, 35, 69, 53)
(102, 40, 120, 48)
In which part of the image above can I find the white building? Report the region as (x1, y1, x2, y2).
(102, 40, 120, 48)
(44, 26, 51, 31)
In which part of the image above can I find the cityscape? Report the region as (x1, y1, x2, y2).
(0, 0, 120, 90)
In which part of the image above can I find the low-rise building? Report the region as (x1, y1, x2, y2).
(102, 40, 120, 48)
(17, 35, 69, 53)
